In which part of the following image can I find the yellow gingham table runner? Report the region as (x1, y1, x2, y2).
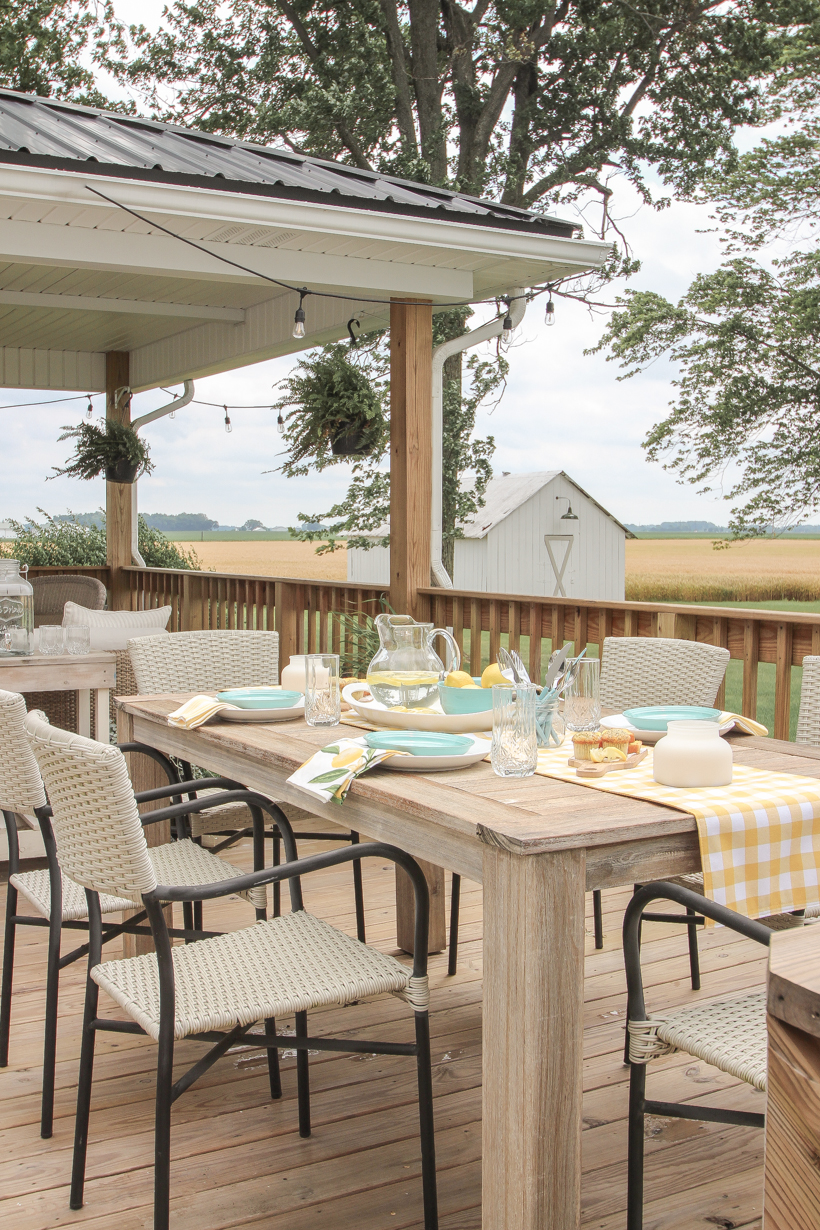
(535, 741, 820, 920)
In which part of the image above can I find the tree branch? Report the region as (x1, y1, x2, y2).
(378, 0, 419, 154)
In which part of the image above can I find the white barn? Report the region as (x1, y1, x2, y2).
(347, 470, 633, 601)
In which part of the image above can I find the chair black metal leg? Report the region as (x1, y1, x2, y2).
(0, 881, 18, 1067)
(193, 900, 203, 933)
(626, 1060, 647, 1230)
(686, 906, 701, 991)
(273, 831, 281, 918)
(40, 907, 62, 1137)
(295, 1010, 311, 1138)
(182, 901, 194, 938)
(350, 831, 366, 942)
(153, 1022, 175, 1230)
(414, 1011, 439, 1229)
(70, 978, 100, 1209)
(448, 874, 461, 977)
(593, 889, 604, 950)
(265, 1017, 281, 1099)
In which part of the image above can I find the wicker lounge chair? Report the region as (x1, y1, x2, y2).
(0, 689, 278, 1138)
(24, 710, 438, 1230)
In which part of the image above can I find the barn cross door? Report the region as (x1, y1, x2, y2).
(544, 533, 574, 597)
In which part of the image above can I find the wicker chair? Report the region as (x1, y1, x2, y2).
(0, 689, 276, 1139)
(24, 711, 438, 1230)
(592, 637, 731, 955)
(26, 574, 108, 732)
(796, 656, 820, 747)
(128, 629, 367, 939)
(623, 881, 771, 1230)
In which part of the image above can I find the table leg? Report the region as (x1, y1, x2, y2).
(482, 844, 586, 1230)
(396, 861, 446, 954)
(77, 689, 91, 738)
(94, 689, 110, 742)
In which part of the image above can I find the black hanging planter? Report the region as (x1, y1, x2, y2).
(330, 427, 371, 457)
(105, 460, 140, 484)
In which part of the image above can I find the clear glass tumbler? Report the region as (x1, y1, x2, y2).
(305, 653, 341, 727)
(39, 625, 64, 655)
(563, 658, 601, 731)
(491, 682, 537, 777)
(65, 625, 91, 655)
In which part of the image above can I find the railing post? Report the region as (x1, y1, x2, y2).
(276, 580, 301, 667)
(775, 622, 794, 741)
(742, 619, 760, 720)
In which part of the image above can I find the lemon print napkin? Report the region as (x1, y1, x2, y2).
(167, 695, 239, 729)
(287, 737, 407, 804)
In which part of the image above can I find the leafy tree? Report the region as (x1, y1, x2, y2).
(241, 519, 265, 530)
(594, 64, 820, 540)
(0, 1, 121, 104)
(0, 511, 202, 569)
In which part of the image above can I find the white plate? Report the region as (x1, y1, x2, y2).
(342, 683, 492, 734)
(382, 737, 490, 772)
(600, 713, 733, 744)
(216, 699, 305, 723)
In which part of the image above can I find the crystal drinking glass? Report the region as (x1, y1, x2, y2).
(491, 682, 537, 777)
(65, 625, 91, 655)
(563, 658, 601, 732)
(39, 625, 64, 655)
(305, 653, 341, 727)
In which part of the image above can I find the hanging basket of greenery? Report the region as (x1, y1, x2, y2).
(49, 420, 154, 485)
(275, 344, 386, 465)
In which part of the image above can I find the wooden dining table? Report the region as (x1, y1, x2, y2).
(116, 694, 820, 1230)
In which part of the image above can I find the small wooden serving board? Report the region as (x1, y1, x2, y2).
(569, 748, 649, 778)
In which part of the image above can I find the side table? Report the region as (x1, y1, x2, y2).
(0, 650, 117, 742)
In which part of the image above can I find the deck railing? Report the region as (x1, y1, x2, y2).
(118, 566, 820, 741)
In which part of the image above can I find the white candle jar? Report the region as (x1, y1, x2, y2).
(280, 655, 307, 692)
(653, 719, 733, 788)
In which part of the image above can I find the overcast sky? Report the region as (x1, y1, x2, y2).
(2, 4, 742, 530)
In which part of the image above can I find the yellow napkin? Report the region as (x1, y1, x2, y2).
(287, 737, 407, 804)
(167, 695, 239, 729)
(719, 711, 768, 737)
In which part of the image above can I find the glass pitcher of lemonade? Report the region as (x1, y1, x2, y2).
(366, 614, 460, 708)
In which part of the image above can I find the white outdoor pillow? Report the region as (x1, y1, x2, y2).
(62, 602, 171, 651)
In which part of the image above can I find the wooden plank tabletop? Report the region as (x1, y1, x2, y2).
(768, 925, 820, 1040)
(118, 695, 820, 861)
(1, 650, 116, 691)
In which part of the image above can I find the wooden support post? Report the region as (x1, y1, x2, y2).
(275, 580, 302, 669)
(482, 845, 586, 1230)
(389, 297, 432, 619)
(742, 618, 760, 719)
(106, 351, 132, 611)
(775, 621, 794, 741)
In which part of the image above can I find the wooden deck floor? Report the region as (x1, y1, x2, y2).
(0, 823, 768, 1230)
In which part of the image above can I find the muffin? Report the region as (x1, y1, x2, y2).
(601, 728, 632, 755)
(571, 731, 602, 760)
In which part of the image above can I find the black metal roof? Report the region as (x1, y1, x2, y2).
(0, 89, 579, 239)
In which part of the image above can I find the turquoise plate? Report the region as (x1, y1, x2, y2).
(364, 731, 475, 757)
(623, 705, 722, 731)
(217, 689, 303, 710)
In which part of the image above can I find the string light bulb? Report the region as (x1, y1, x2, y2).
(86, 395, 93, 417)
(224, 405, 232, 433)
(292, 288, 308, 339)
(276, 411, 285, 434)
(545, 297, 555, 326)
(501, 313, 514, 345)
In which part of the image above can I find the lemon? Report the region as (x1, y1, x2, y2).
(601, 746, 628, 762)
(462, 683, 481, 689)
(589, 748, 606, 763)
(331, 749, 364, 769)
(481, 662, 509, 688)
(445, 670, 476, 688)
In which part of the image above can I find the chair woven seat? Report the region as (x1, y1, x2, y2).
(665, 873, 813, 930)
(10, 836, 267, 918)
(92, 908, 424, 1041)
(631, 990, 767, 1091)
(10, 868, 134, 920)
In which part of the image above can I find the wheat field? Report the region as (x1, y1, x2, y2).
(178, 535, 819, 602)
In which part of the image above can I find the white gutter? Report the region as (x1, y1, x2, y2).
(430, 289, 528, 587)
(130, 381, 195, 565)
